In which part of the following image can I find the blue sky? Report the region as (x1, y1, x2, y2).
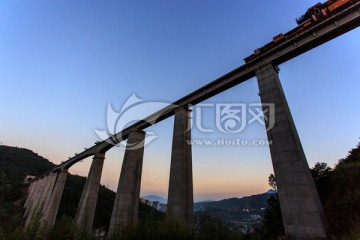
(1, 0, 359, 201)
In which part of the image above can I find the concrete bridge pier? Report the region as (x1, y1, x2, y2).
(167, 106, 194, 228)
(24, 177, 46, 227)
(256, 64, 328, 239)
(42, 169, 68, 227)
(108, 129, 146, 235)
(74, 151, 105, 233)
(23, 180, 38, 212)
(38, 173, 58, 214)
(24, 179, 43, 217)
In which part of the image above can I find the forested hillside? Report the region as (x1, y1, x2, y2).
(195, 193, 271, 223)
(0, 145, 162, 232)
(0, 145, 55, 229)
(252, 142, 360, 239)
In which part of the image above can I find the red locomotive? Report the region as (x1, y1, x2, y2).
(244, 0, 356, 63)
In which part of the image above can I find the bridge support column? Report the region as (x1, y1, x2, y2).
(108, 129, 146, 235)
(24, 179, 42, 217)
(43, 169, 68, 227)
(38, 173, 58, 213)
(23, 180, 38, 212)
(24, 177, 46, 227)
(167, 106, 194, 228)
(256, 64, 328, 239)
(74, 151, 105, 233)
(39, 173, 58, 219)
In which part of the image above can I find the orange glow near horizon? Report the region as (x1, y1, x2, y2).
(65, 150, 272, 201)
(4, 134, 274, 201)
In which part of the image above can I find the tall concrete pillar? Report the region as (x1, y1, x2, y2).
(37, 173, 58, 215)
(24, 180, 38, 209)
(40, 173, 58, 217)
(167, 106, 194, 228)
(42, 169, 68, 227)
(24, 177, 47, 226)
(256, 64, 328, 239)
(74, 151, 105, 233)
(24, 179, 42, 217)
(108, 129, 146, 235)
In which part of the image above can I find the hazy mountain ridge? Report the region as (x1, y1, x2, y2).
(0, 145, 55, 180)
(195, 192, 273, 224)
(141, 195, 167, 204)
(195, 193, 271, 211)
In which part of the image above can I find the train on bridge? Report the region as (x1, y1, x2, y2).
(244, 0, 358, 63)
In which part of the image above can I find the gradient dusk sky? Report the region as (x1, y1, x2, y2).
(1, 0, 359, 201)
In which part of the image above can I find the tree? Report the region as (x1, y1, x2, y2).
(337, 141, 360, 166)
(0, 171, 11, 203)
(310, 162, 332, 181)
(268, 174, 276, 191)
(257, 194, 284, 240)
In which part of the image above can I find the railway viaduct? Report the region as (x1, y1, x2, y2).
(23, 3, 360, 239)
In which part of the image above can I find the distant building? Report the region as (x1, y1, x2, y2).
(94, 228, 105, 239)
(250, 214, 261, 220)
(145, 199, 152, 206)
(239, 225, 250, 234)
(159, 203, 167, 212)
(140, 198, 166, 211)
(24, 175, 35, 184)
(152, 201, 160, 210)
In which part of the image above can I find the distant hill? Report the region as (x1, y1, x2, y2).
(196, 199, 215, 203)
(0, 145, 163, 230)
(195, 192, 274, 224)
(141, 195, 167, 204)
(195, 192, 272, 211)
(0, 145, 56, 211)
(0, 145, 55, 181)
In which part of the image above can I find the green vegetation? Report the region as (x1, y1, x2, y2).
(312, 143, 360, 238)
(251, 142, 360, 239)
(0, 146, 55, 238)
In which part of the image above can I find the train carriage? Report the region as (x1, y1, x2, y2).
(244, 0, 356, 63)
